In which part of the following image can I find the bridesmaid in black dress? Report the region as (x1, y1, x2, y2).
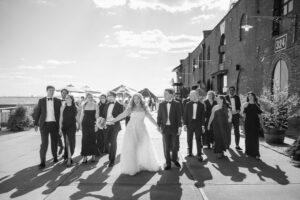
(204, 91, 218, 149)
(97, 94, 108, 154)
(59, 94, 79, 166)
(242, 92, 263, 160)
(80, 93, 99, 163)
(208, 95, 232, 158)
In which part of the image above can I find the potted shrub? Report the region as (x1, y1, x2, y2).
(259, 88, 300, 144)
(7, 105, 33, 131)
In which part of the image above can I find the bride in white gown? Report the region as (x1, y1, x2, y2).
(109, 93, 162, 175)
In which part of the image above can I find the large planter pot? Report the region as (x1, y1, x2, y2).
(263, 128, 285, 144)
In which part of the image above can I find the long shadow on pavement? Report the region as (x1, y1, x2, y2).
(229, 149, 290, 185)
(184, 156, 213, 188)
(204, 149, 247, 183)
(149, 165, 187, 200)
(0, 155, 84, 198)
(69, 155, 120, 200)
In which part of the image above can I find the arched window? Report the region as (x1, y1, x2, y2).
(219, 34, 225, 64)
(207, 46, 210, 60)
(273, 59, 288, 95)
(220, 34, 226, 45)
(240, 14, 246, 41)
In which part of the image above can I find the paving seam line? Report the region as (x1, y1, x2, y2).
(43, 161, 82, 200)
(178, 151, 209, 200)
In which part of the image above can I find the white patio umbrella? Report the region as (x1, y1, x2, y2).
(56, 84, 85, 93)
(82, 85, 101, 94)
(112, 84, 137, 96)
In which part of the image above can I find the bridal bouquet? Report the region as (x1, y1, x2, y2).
(96, 117, 106, 130)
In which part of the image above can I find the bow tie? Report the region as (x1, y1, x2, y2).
(193, 102, 198, 104)
(47, 98, 53, 101)
(166, 101, 171, 104)
(109, 102, 115, 105)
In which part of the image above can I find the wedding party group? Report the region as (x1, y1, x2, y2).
(34, 85, 264, 176)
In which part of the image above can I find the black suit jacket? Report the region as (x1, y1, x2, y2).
(157, 100, 182, 134)
(34, 97, 61, 128)
(98, 103, 107, 118)
(103, 101, 124, 132)
(225, 95, 241, 112)
(183, 101, 205, 128)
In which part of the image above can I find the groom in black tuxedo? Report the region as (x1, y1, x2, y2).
(34, 85, 62, 169)
(157, 88, 182, 170)
(103, 91, 124, 167)
(225, 86, 242, 150)
(183, 90, 205, 161)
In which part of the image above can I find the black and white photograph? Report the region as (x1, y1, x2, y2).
(0, 0, 300, 199)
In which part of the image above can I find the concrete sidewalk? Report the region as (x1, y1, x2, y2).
(0, 113, 299, 200)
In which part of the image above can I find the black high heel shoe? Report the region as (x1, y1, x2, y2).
(91, 155, 96, 162)
(82, 157, 88, 164)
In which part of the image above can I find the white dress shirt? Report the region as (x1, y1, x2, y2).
(230, 96, 236, 113)
(106, 102, 115, 125)
(192, 102, 197, 119)
(45, 98, 56, 122)
(166, 102, 171, 125)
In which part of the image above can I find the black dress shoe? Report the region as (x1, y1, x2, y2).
(53, 158, 58, 163)
(108, 161, 114, 167)
(187, 154, 193, 157)
(164, 166, 171, 170)
(197, 155, 203, 162)
(38, 163, 46, 169)
(236, 146, 243, 151)
(173, 161, 181, 168)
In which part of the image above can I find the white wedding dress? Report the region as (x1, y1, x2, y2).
(120, 111, 161, 175)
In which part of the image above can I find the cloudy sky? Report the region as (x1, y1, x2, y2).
(0, 0, 230, 96)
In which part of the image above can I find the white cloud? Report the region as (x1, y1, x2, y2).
(191, 14, 215, 24)
(45, 74, 74, 79)
(126, 51, 148, 59)
(92, 0, 231, 12)
(43, 59, 76, 65)
(113, 25, 123, 29)
(138, 50, 158, 55)
(99, 29, 201, 53)
(18, 65, 47, 70)
(92, 0, 127, 8)
(36, 0, 56, 6)
(0, 73, 42, 82)
(129, 0, 230, 12)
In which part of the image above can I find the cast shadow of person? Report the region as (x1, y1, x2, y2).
(204, 149, 247, 182)
(229, 149, 289, 185)
(184, 156, 213, 188)
(0, 156, 80, 199)
(149, 163, 192, 200)
(69, 155, 121, 200)
(43, 154, 103, 195)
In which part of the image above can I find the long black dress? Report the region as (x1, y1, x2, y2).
(62, 105, 77, 159)
(212, 107, 231, 153)
(244, 103, 262, 157)
(96, 103, 107, 154)
(81, 110, 98, 156)
(204, 99, 217, 146)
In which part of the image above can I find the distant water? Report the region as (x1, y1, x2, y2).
(0, 97, 41, 106)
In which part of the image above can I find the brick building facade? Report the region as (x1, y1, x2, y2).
(172, 0, 300, 98)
